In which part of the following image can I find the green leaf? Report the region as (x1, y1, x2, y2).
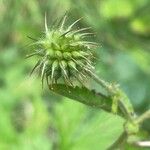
(50, 99, 124, 150)
(50, 84, 112, 113)
(50, 84, 127, 117)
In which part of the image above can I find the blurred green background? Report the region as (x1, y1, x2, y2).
(0, 0, 150, 149)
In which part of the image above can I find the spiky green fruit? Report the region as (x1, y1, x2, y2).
(27, 14, 97, 88)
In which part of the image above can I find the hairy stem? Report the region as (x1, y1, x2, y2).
(135, 109, 150, 124)
(88, 71, 134, 120)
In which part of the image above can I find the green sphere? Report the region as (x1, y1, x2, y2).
(27, 15, 97, 87)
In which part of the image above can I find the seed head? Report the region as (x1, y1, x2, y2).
(27, 14, 97, 88)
